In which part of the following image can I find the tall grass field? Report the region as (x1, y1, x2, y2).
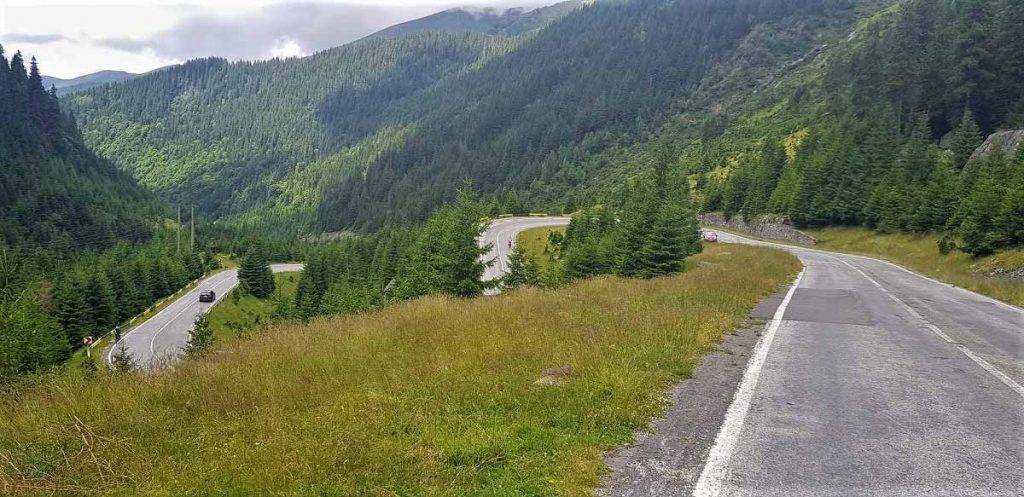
(0, 244, 799, 496)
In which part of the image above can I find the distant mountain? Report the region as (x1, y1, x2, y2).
(41, 70, 137, 96)
(366, 1, 582, 39)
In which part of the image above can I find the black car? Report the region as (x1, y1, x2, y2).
(199, 290, 216, 303)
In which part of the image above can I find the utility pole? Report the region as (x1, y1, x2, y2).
(190, 206, 195, 253)
(176, 205, 181, 255)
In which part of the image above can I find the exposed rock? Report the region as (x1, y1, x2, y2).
(969, 129, 1024, 163)
(699, 212, 816, 245)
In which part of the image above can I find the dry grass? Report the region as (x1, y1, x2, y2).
(806, 227, 1024, 307)
(0, 244, 799, 496)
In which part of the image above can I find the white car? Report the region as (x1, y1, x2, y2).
(703, 231, 718, 242)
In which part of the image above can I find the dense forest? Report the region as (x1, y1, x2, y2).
(61, 0, 1023, 255)
(0, 46, 159, 254)
(65, 33, 517, 231)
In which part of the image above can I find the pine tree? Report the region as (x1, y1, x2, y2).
(913, 157, 959, 231)
(995, 158, 1024, 246)
(0, 287, 69, 375)
(616, 197, 657, 278)
(186, 314, 214, 357)
(84, 272, 117, 334)
(239, 247, 275, 298)
(948, 108, 983, 170)
(394, 189, 488, 298)
(640, 205, 687, 278)
(504, 247, 539, 289)
(110, 344, 137, 373)
(899, 114, 935, 184)
(54, 276, 89, 346)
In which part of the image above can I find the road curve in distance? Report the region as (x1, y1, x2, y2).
(478, 216, 571, 287)
(106, 263, 304, 369)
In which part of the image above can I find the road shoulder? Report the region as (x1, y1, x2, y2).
(599, 287, 788, 496)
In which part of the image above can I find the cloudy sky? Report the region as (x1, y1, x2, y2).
(0, 0, 553, 79)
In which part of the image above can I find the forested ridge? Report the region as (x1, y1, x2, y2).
(671, 0, 1024, 256)
(66, 33, 516, 229)
(67, 0, 884, 233)
(0, 46, 159, 253)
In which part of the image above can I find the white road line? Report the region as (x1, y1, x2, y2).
(693, 270, 805, 497)
(709, 229, 1023, 315)
(830, 255, 1024, 400)
(148, 272, 237, 357)
(106, 272, 229, 365)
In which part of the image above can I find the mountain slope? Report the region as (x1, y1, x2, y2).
(41, 70, 138, 96)
(0, 47, 159, 253)
(70, 0, 889, 235)
(319, 0, 883, 229)
(66, 33, 512, 230)
(612, 0, 1024, 255)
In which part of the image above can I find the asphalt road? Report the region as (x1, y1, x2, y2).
(479, 216, 571, 285)
(106, 263, 303, 369)
(692, 232, 1024, 496)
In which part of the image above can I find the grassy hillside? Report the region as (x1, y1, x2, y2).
(517, 225, 565, 268)
(206, 271, 302, 339)
(0, 243, 798, 495)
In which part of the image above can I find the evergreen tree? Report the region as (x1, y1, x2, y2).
(110, 344, 137, 373)
(948, 108, 983, 170)
(239, 247, 275, 298)
(0, 287, 69, 376)
(503, 247, 539, 289)
(996, 161, 1024, 246)
(616, 197, 657, 278)
(54, 276, 89, 346)
(913, 157, 959, 232)
(393, 190, 488, 298)
(640, 204, 688, 278)
(186, 314, 214, 357)
(84, 272, 117, 334)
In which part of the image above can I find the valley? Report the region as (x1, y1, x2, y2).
(1, 0, 1022, 495)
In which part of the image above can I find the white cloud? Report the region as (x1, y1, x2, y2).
(269, 37, 304, 59)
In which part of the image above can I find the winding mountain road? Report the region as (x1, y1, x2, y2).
(479, 216, 571, 285)
(106, 263, 303, 369)
(605, 230, 1023, 496)
(109, 216, 569, 369)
